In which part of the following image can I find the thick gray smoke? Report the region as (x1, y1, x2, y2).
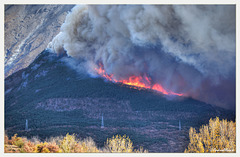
(48, 5, 236, 110)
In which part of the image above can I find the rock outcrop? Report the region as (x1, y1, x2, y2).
(4, 5, 74, 78)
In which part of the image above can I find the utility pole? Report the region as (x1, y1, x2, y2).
(25, 119, 28, 131)
(179, 120, 181, 131)
(101, 114, 104, 128)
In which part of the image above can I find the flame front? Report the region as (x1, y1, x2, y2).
(95, 64, 184, 96)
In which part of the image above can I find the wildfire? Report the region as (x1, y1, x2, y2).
(94, 64, 184, 96)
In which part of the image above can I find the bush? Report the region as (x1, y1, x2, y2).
(59, 133, 99, 153)
(22, 141, 36, 153)
(4, 144, 21, 153)
(4, 134, 9, 145)
(78, 137, 99, 153)
(36, 142, 61, 153)
(59, 133, 78, 153)
(105, 135, 133, 153)
(134, 146, 148, 153)
(4, 134, 25, 153)
(184, 117, 236, 153)
(10, 134, 27, 149)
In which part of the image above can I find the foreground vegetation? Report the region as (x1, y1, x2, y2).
(5, 116, 236, 153)
(4, 133, 148, 153)
(185, 117, 236, 153)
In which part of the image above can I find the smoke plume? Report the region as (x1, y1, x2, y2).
(48, 5, 236, 109)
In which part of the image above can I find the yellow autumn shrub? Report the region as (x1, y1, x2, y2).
(11, 134, 26, 148)
(78, 137, 99, 152)
(5, 134, 27, 153)
(185, 117, 236, 153)
(105, 135, 133, 153)
(59, 133, 99, 153)
(59, 133, 79, 153)
(4, 144, 21, 153)
(22, 141, 37, 153)
(35, 142, 61, 153)
(134, 146, 148, 153)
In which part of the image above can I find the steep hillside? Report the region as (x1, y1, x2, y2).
(4, 5, 74, 78)
(5, 49, 235, 152)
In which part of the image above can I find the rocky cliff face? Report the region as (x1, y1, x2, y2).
(4, 5, 74, 78)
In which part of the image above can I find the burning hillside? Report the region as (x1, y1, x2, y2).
(95, 64, 184, 96)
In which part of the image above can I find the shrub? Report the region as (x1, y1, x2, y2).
(46, 135, 63, 145)
(4, 134, 23, 153)
(105, 135, 133, 153)
(4, 134, 9, 145)
(35, 142, 50, 153)
(78, 137, 99, 153)
(59, 133, 99, 153)
(4, 144, 21, 153)
(35, 142, 61, 153)
(22, 141, 36, 153)
(134, 146, 148, 153)
(10, 134, 27, 149)
(59, 133, 79, 153)
(185, 117, 236, 153)
(45, 142, 61, 153)
(29, 136, 41, 145)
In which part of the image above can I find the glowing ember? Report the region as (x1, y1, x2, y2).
(94, 64, 184, 96)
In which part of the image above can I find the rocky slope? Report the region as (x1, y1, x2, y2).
(4, 5, 74, 78)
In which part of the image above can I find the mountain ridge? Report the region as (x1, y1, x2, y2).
(4, 5, 74, 78)
(4, 49, 235, 152)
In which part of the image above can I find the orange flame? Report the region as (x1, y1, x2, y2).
(94, 64, 184, 96)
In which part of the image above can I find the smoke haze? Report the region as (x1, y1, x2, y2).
(48, 5, 236, 110)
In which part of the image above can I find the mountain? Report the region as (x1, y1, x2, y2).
(4, 5, 74, 78)
(4, 49, 235, 152)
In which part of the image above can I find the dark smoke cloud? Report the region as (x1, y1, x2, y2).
(48, 5, 236, 110)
